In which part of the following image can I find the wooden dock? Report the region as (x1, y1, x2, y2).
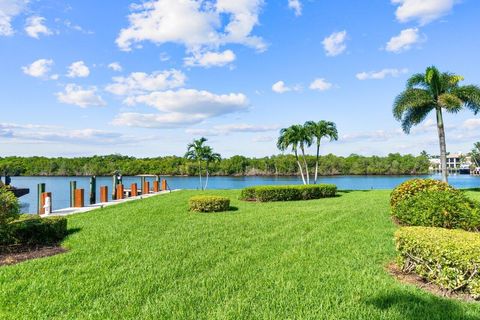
(44, 189, 180, 217)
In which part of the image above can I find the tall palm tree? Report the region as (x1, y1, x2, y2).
(203, 146, 221, 190)
(185, 137, 208, 190)
(305, 120, 338, 184)
(277, 125, 311, 184)
(393, 66, 480, 183)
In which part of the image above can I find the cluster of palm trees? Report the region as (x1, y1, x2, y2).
(277, 120, 338, 184)
(185, 137, 221, 190)
(394, 66, 480, 183)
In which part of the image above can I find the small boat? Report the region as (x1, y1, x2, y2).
(12, 187, 30, 198)
(459, 164, 471, 175)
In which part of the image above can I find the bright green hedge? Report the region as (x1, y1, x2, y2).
(393, 189, 480, 231)
(395, 227, 480, 298)
(1, 216, 67, 247)
(0, 187, 20, 243)
(189, 196, 230, 212)
(240, 184, 337, 202)
(390, 178, 453, 209)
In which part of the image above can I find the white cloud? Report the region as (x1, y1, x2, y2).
(22, 58, 53, 78)
(114, 89, 249, 128)
(386, 28, 423, 53)
(322, 30, 347, 57)
(392, 0, 457, 25)
(25, 16, 52, 38)
(67, 61, 90, 78)
(56, 84, 106, 108)
(252, 135, 274, 142)
(288, 0, 302, 16)
(272, 81, 290, 93)
(187, 123, 280, 136)
(105, 69, 186, 96)
(356, 68, 408, 80)
(184, 49, 236, 68)
(309, 78, 333, 91)
(116, 0, 265, 53)
(108, 62, 123, 72)
(463, 119, 480, 130)
(0, 123, 134, 145)
(0, 0, 28, 36)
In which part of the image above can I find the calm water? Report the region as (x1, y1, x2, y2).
(9, 174, 480, 213)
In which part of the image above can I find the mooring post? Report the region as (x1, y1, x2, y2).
(100, 186, 108, 203)
(140, 176, 146, 195)
(40, 192, 52, 215)
(131, 183, 138, 197)
(37, 183, 46, 214)
(161, 179, 167, 191)
(89, 176, 96, 205)
(74, 189, 84, 208)
(153, 181, 159, 192)
(116, 184, 124, 200)
(112, 174, 118, 199)
(69, 181, 77, 207)
(143, 181, 150, 195)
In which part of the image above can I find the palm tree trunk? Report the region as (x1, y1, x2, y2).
(314, 143, 320, 184)
(436, 107, 448, 183)
(198, 160, 203, 190)
(300, 146, 310, 184)
(204, 164, 209, 190)
(295, 150, 306, 185)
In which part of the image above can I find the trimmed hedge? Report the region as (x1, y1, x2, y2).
(189, 196, 230, 212)
(240, 184, 337, 202)
(390, 178, 453, 209)
(0, 187, 20, 243)
(2, 216, 68, 246)
(393, 189, 480, 231)
(396, 227, 480, 298)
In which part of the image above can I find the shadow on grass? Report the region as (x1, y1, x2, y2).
(366, 290, 478, 320)
(66, 227, 81, 237)
(228, 206, 239, 212)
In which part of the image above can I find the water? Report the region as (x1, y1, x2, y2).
(9, 174, 480, 213)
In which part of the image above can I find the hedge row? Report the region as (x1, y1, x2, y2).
(395, 227, 480, 298)
(240, 184, 337, 202)
(189, 196, 230, 212)
(1, 215, 67, 249)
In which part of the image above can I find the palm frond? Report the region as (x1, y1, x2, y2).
(438, 93, 463, 113)
(400, 105, 432, 134)
(452, 85, 480, 114)
(406, 73, 427, 89)
(393, 88, 434, 121)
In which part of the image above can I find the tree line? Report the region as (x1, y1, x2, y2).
(0, 153, 429, 177)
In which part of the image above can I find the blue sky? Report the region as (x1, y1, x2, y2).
(1, 0, 480, 158)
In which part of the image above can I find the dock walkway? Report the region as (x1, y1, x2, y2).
(44, 189, 181, 217)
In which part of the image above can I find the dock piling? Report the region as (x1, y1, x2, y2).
(153, 181, 159, 192)
(89, 176, 96, 205)
(40, 192, 52, 215)
(116, 184, 124, 200)
(100, 186, 108, 203)
(37, 183, 46, 214)
(131, 183, 138, 197)
(69, 181, 77, 207)
(74, 189, 84, 208)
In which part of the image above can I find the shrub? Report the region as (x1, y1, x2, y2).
(390, 179, 453, 209)
(189, 196, 230, 212)
(0, 187, 20, 243)
(395, 227, 480, 298)
(6, 216, 68, 246)
(240, 184, 337, 202)
(393, 189, 480, 231)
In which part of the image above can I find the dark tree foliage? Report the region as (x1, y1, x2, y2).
(0, 153, 429, 176)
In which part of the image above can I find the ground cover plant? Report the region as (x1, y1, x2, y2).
(1, 190, 480, 319)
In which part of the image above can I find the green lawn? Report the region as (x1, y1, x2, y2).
(1, 190, 480, 319)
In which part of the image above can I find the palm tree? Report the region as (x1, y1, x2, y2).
(203, 146, 221, 190)
(304, 121, 338, 184)
(185, 137, 208, 190)
(393, 66, 480, 183)
(277, 125, 311, 184)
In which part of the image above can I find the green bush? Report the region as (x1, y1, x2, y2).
(390, 179, 453, 209)
(189, 196, 230, 212)
(395, 227, 480, 298)
(6, 216, 68, 246)
(240, 184, 337, 202)
(393, 189, 480, 231)
(0, 187, 20, 243)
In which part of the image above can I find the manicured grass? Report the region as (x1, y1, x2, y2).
(1, 190, 480, 319)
